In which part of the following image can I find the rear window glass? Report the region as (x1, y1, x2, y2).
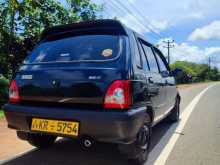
(24, 35, 123, 64)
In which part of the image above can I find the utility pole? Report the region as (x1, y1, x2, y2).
(208, 56, 211, 70)
(208, 56, 211, 80)
(163, 40, 175, 65)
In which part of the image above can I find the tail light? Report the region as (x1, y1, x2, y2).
(9, 80, 20, 103)
(104, 80, 131, 109)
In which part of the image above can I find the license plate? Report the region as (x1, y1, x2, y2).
(31, 118, 79, 136)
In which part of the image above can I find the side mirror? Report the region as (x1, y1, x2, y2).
(161, 70, 170, 78)
(170, 68, 183, 77)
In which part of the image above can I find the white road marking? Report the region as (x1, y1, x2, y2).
(150, 84, 217, 165)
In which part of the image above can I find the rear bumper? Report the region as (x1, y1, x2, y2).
(3, 104, 146, 144)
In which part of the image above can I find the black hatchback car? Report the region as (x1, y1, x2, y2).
(3, 20, 180, 164)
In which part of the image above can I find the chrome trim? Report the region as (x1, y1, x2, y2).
(154, 105, 174, 123)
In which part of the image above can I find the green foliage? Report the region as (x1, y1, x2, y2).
(0, 0, 101, 78)
(0, 74, 9, 106)
(208, 67, 220, 81)
(170, 61, 220, 84)
(0, 110, 4, 118)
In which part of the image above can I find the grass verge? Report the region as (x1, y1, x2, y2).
(0, 110, 4, 119)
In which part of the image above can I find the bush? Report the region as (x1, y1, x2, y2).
(170, 61, 220, 84)
(0, 74, 9, 106)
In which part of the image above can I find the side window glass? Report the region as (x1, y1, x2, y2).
(138, 41, 149, 71)
(133, 34, 142, 68)
(153, 49, 168, 72)
(142, 44, 159, 73)
(135, 49, 142, 68)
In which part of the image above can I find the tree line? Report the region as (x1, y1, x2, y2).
(170, 61, 220, 84)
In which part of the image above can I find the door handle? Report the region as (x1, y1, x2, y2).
(148, 77, 154, 83)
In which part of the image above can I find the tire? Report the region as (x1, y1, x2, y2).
(118, 122, 151, 165)
(168, 96, 180, 122)
(27, 133, 56, 149)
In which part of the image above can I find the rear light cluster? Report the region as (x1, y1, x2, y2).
(104, 80, 131, 109)
(9, 80, 20, 103)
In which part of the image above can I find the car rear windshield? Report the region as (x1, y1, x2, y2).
(24, 35, 123, 64)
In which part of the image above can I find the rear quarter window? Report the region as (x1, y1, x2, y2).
(24, 35, 123, 64)
(142, 45, 159, 73)
(153, 49, 168, 72)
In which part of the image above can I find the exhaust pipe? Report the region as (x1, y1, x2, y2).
(81, 136, 95, 149)
(84, 139, 92, 148)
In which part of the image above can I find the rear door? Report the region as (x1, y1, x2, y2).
(153, 48, 177, 111)
(139, 40, 167, 121)
(17, 34, 127, 108)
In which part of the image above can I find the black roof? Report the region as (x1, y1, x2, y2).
(41, 19, 128, 40)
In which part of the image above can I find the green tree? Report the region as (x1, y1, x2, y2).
(170, 61, 220, 84)
(0, 74, 9, 106)
(209, 67, 219, 81)
(0, 0, 101, 78)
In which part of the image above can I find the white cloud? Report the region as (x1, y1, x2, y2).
(120, 13, 147, 34)
(119, 13, 169, 34)
(150, 20, 169, 32)
(170, 43, 205, 63)
(205, 47, 220, 56)
(188, 20, 220, 41)
(94, 0, 220, 36)
(127, 0, 137, 3)
(158, 40, 220, 68)
(92, 0, 220, 68)
(102, 1, 169, 34)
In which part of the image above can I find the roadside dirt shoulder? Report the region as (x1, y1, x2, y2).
(0, 117, 33, 160)
(177, 82, 214, 90)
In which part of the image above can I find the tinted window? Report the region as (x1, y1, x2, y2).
(153, 49, 168, 72)
(138, 41, 149, 71)
(24, 35, 122, 63)
(135, 43, 142, 68)
(142, 44, 159, 73)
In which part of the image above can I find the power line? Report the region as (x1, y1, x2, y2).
(105, 0, 129, 19)
(125, 0, 164, 39)
(113, 0, 161, 39)
(109, 0, 149, 32)
(103, 0, 173, 42)
(163, 39, 175, 64)
(111, 0, 162, 39)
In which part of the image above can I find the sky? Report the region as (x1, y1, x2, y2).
(59, 0, 220, 68)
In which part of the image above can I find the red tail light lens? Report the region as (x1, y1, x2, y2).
(9, 80, 20, 103)
(104, 80, 131, 109)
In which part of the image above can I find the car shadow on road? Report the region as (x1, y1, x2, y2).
(2, 120, 175, 165)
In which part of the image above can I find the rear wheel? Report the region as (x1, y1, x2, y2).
(131, 124, 151, 165)
(118, 122, 151, 165)
(27, 133, 56, 149)
(168, 96, 180, 122)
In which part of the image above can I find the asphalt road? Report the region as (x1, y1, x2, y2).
(1, 83, 220, 165)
